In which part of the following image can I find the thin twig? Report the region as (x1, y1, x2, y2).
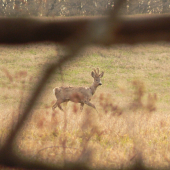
(38, 146, 80, 154)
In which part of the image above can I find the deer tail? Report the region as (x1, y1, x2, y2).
(53, 87, 60, 95)
(53, 88, 56, 94)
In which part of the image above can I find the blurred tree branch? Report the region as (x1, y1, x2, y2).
(0, 0, 170, 169)
(0, 15, 170, 46)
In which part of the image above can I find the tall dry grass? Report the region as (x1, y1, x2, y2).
(1, 44, 170, 169)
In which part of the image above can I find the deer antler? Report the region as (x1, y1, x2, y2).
(97, 68, 99, 75)
(93, 68, 100, 76)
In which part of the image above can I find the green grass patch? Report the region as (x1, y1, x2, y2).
(1, 43, 170, 168)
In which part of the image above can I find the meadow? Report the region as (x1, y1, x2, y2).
(1, 42, 170, 169)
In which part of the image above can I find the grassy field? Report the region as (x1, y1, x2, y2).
(1, 42, 170, 169)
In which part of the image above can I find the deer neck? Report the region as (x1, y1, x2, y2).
(90, 83, 98, 95)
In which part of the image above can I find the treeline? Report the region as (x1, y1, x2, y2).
(0, 0, 170, 17)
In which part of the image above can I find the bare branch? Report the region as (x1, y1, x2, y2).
(0, 15, 170, 46)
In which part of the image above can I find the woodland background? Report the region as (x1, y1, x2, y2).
(0, 0, 170, 17)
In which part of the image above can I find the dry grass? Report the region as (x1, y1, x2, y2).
(1, 43, 170, 169)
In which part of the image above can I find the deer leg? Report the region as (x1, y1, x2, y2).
(80, 103, 84, 112)
(84, 101, 98, 113)
(57, 103, 64, 111)
(52, 100, 64, 111)
(52, 101, 57, 111)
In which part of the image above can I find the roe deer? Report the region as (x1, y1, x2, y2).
(52, 68, 104, 112)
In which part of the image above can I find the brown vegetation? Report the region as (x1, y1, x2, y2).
(1, 1, 170, 169)
(1, 43, 170, 169)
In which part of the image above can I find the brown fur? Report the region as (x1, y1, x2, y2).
(52, 68, 104, 112)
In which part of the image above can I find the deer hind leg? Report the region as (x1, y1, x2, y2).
(52, 100, 64, 111)
(84, 101, 98, 113)
(80, 103, 84, 112)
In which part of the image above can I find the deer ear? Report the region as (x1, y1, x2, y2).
(91, 71, 95, 78)
(99, 71, 104, 78)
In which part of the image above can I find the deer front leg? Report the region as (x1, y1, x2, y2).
(52, 101, 57, 111)
(52, 100, 64, 111)
(84, 101, 98, 113)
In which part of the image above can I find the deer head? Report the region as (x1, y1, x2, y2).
(91, 68, 104, 87)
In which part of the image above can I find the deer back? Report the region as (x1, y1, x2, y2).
(53, 86, 92, 102)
